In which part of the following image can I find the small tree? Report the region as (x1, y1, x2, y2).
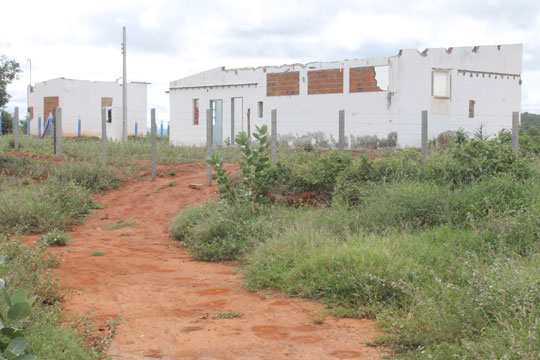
(0, 56, 22, 110)
(1, 110, 13, 135)
(208, 125, 271, 206)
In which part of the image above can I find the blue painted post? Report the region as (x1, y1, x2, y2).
(135, 122, 138, 139)
(27, 116, 30, 135)
(78, 118, 81, 137)
(38, 117, 41, 137)
(0, 113, 2, 136)
(160, 121, 164, 142)
(167, 123, 170, 137)
(49, 117, 53, 136)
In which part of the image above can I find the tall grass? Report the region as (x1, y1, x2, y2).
(172, 131, 540, 359)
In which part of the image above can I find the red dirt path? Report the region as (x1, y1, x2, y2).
(52, 163, 387, 360)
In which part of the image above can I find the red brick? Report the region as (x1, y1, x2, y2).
(267, 72, 300, 96)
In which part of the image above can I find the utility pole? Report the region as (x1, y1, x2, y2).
(27, 59, 32, 86)
(121, 26, 128, 142)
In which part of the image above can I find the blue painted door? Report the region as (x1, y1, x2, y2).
(211, 99, 223, 145)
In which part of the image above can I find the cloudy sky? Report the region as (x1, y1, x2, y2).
(1, 0, 539, 124)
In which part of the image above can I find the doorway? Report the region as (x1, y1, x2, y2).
(210, 99, 223, 145)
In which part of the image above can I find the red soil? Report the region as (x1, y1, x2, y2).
(50, 163, 387, 360)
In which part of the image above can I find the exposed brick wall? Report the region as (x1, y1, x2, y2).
(267, 72, 300, 96)
(308, 69, 343, 95)
(101, 97, 113, 107)
(349, 67, 382, 93)
(28, 107, 34, 120)
(43, 96, 59, 120)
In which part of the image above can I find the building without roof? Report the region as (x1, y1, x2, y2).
(27, 78, 148, 141)
(168, 44, 522, 148)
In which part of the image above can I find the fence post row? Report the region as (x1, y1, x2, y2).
(13, 107, 19, 152)
(151, 108, 157, 182)
(55, 107, 62, 161)
(206, 108, 213, 186)
(421, 110, 428, 156)
(101, 107, 108, 166)
(512, 111, 519, 154)
(338, 110, 345, 152)
(271, 109, 277, 166)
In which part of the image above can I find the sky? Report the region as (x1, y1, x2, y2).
(1, 0, 540, 125)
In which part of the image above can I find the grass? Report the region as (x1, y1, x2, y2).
(106, 220, 138, 230)
(40, 230, 70, 247)
(211, 311, 243, 319)
(172, 132, 540, 359)
(0, 238, 101, 359)
(91, 251, 106, 257)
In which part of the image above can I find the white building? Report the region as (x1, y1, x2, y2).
(169, 44, 522, 148)
(27, 78, 148, 141)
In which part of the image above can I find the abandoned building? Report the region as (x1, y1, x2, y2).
(168, 44, 522, 148)
(27, 78, 148, 141)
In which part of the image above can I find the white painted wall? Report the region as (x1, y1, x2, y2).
(27, 78, 148, 140)
(169, 44, 522, 148)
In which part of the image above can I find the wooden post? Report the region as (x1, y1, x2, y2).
(55, 107, 62, 160)
(101, 107, 108, 166)
(338, 110, 345, 152)
(271, 109, 277, 166)
(151, 108, 157, 182)
(206, 108, 213, 186)
(421, 110, 428, 156)
(14, 107, 19, 152)
(512, 111, 519, 154)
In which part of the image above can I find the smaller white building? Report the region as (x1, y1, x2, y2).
(27, 78, 148, 140)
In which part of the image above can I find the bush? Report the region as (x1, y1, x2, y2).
(40, 229, 70, 247)
(172, 201, 284, 261)
(0, 180, 98, 234)
(54, 162, 121, 193)
(267, 151, 352, 196)
(0, 239, 99, 359)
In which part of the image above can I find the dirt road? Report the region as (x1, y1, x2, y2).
(53, 163, 387, 360)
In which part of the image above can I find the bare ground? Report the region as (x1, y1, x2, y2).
(51, 163, 388, 360)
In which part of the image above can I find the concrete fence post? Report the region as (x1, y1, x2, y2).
(135, 122, 138, 139)
(206, 108, 213, 186)
(49, 117, 53, 137)
(55, 107, 62, 161)
(14, 107, 19, 152)
(421, 110, 428, 156)
(512, 111, 519, 154)
(167, 123, 170, 137)
(338, 110, 345, 152)
(38, 116, 41, 137)
(231, 99, 235, 144)
(151, 109, 157, 182)
(0, 113, 2, 136)
(101, 107, 108, 166)
(78, 118, 81, 137)
(271, 109, 277, 166)
(160, 121, 164, 142)
(26, 115, 30, 136)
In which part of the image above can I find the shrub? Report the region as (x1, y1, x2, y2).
(0, 180, 98, 234)
(40, 230, 70, 247)
(172, 201, 291, 261)
(54, 162, 121, 193)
